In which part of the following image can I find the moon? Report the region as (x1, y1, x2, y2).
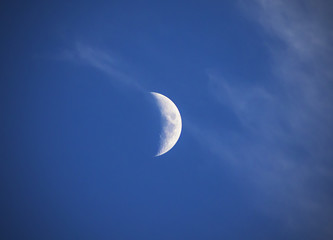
(151, 92, 182, 156)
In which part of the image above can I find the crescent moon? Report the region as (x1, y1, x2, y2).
(151, 92, 182, 156)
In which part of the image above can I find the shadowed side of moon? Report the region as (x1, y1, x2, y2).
(27, 77, 160, 166)
(105, 89, 161, 161)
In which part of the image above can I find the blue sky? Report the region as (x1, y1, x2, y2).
(1, 0, 333, 239)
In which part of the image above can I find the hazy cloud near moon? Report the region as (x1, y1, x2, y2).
(189, 0, 333, 237)
(63, 43, 145, 91)
(64, 44, 183, 157)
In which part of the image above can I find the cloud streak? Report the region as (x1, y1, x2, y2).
(188, 0, 333, 237)
(64, 43, 145, 91)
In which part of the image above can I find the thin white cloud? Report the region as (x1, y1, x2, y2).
(65, 43, 145, 91)
(189, 0, 333, 237)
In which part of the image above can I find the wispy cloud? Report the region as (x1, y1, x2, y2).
(189, 0, 333, 236)
(63, 43, 145, 91)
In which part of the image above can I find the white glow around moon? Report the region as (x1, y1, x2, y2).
(151, 92, 182, 156)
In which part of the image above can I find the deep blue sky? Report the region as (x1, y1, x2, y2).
(1, 1, 333, 239)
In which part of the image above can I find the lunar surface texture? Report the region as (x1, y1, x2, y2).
(151, 92, 182, 156)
